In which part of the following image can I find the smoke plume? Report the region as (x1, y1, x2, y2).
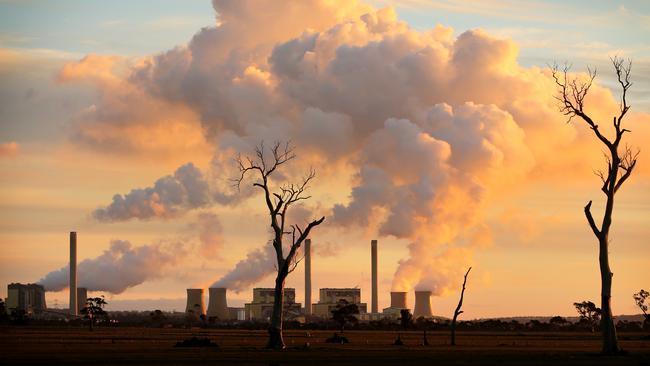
(210, 244, 277, 293)
(93, 163, 210, 221)
(58, 0, 649, 294)
(38, 240, 183, 294)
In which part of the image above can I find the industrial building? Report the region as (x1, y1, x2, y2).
(205, 287, 244, 321)
(6, 283, 47, 314)
(77, 287, 88, 312)
(185, 288, 205, 315)
(244, 288, 301, 321)
(413, 290, 434, 318)
(312, 288, 367, 318)
(382, 291, 409, 319)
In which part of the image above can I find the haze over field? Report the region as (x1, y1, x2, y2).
(1, 0, 649, 317)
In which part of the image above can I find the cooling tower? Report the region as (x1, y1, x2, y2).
(77, 287, 88, 312)
(185, 288, 205, 315)
(390, 291, 407, 309)
(69, 232, 77, 316)
(413, 291, 433, 318)
(304, 238, 312, 315)
(206, 287, 229, 319)
(371, 240, 378, 313)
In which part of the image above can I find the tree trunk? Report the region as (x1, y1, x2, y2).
(599, 236, 620, 354)
(450, 320, 457, 346)
(451, 267, 471, 346)
(267, 273, 287, 349)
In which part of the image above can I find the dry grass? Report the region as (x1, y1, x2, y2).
(1, 326, 648, 365)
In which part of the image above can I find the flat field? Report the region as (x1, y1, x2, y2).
(1, 327, 648, 365)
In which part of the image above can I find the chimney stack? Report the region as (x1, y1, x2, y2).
(206, 287, 229, 320)
(185, 288, 205, 315)
(77, 287, 88, 313)
(304, 238, 312, 316)
(371, 240, 378, 313)
(390, 291, 407, 309)
(413, 291, 433, 318)
(69, 232, 77, 316)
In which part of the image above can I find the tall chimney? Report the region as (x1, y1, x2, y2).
(77, 287, 88, 313)
(390, 291, 407, 309)
(413, 291, 433, 318)
(69, 231, 77, 316)
(185, 288, 205, 315)
(206, 287, 229, 320)
(371, 240, 378, 313)
(304, 238, 311, 316)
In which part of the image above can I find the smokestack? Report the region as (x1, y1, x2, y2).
(390, 291, 407, 309)
(413, 291, 433, 318)
(371, 240, 378, 313)
(185, 288, 205, 315)
(304, 238, 311, 316)
(69, 232, 77, 316)
(77, 287, 88, 312)
(206, 287, 229, 320)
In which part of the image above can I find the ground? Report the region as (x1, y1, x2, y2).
(1, 327, 648, 365)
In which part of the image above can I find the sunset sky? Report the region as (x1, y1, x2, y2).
(1, 0, 649, 318)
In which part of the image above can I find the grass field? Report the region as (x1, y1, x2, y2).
(1, 327, 648, 365)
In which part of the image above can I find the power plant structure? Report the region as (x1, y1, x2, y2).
(7, 231, 439, 323)
(413, 290, 433, 318)
(5, 283, 46, 314)
(244, 288, 301, 321)
(77, 287, 88, 312)
(185, 288, 205, 315)
(304, 238, 312, 316)
(69, 231, 77, 316)
(206, 287, 229, 320)
(382, 291, 409, 318)
(371, 240, 378, 314)
(312, 288, 367, 317)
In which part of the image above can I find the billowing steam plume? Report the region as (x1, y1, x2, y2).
(59, 0, 642, 294)
(210, 244, 276, 293)
(38, 240, 183, 293)
(93, 163, 210, 221)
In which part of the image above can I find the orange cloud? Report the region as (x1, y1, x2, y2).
(0, 141, 19, 158)
(58, 0, 650, 295)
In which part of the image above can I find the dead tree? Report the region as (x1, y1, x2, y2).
(450, 267, 471, 346)
(235, 141, 324, 350)
(552, 57, 638, 355)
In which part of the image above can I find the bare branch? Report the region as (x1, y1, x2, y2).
(615, 145, 639, 193)
(584, 201, 601, 238)
(551, 63, 612, 148)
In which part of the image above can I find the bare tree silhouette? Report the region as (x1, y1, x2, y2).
(552, 57, 638, 354)
(234, 141, 324, 349)
(451, 267, 471, 346)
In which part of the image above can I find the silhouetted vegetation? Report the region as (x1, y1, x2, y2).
(633, 289, 649, 328)
(399, 309, 413, 330)
(331, 299, 359, 333)
(574, 301, 601, 333)
(552, 57, 637, 354)
(451, 267, 471, 345)
(234, 141, 324, 349)
(0, 299, 8, 324)
(80, 296, 108, 331)
(175, 336, 218, 348)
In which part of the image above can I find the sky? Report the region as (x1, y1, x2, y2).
(0, 0, 649, 318)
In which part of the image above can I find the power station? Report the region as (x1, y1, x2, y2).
(6, 234, 439, 322)
(179, 239, 438, 322)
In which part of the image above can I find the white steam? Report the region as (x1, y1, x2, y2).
(60, 0, 621, 294)
(38, 240, 183, 294)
